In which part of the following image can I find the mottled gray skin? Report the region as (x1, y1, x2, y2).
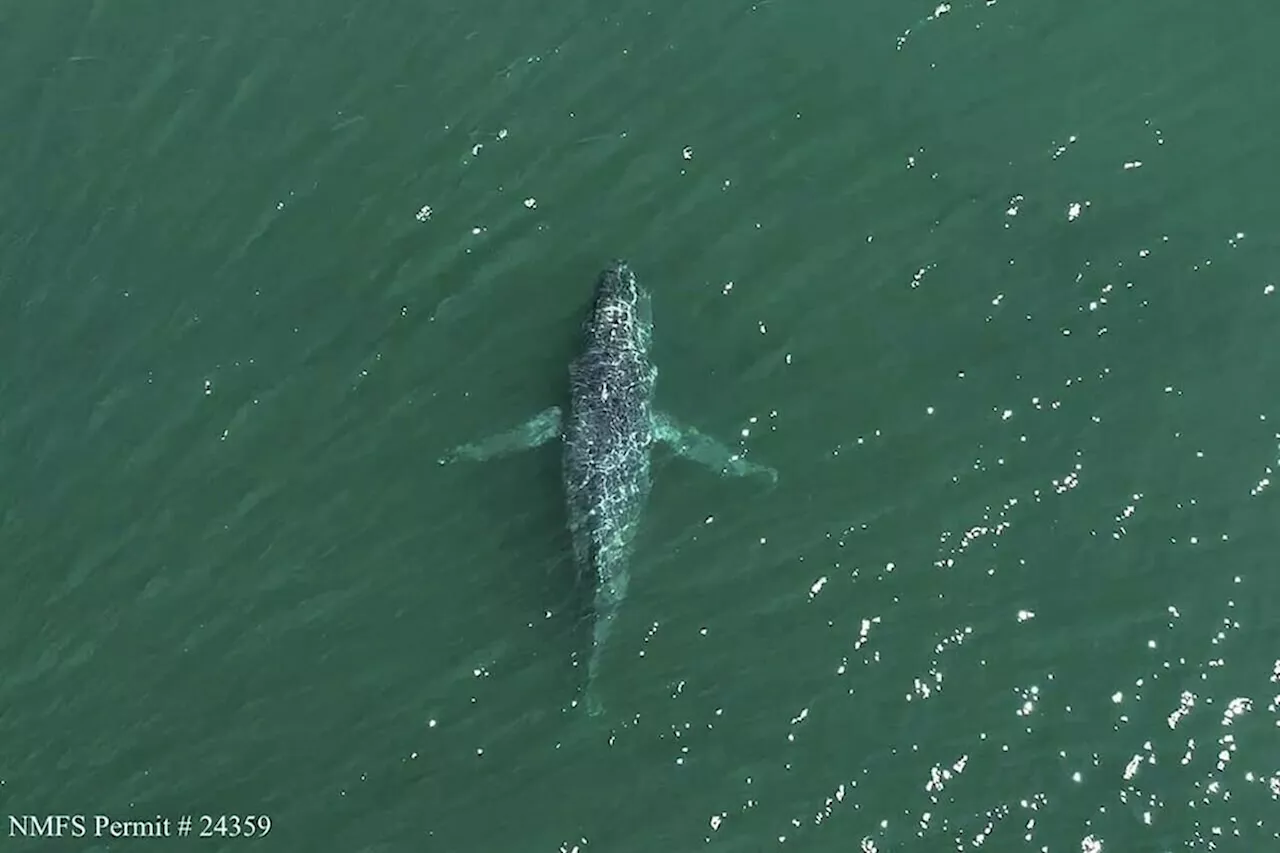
(563, 262, 656, 707)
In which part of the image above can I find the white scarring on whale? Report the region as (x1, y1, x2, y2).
(439, 261, 776, 715)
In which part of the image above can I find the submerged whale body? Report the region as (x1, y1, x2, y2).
(440, 261, 776, 715)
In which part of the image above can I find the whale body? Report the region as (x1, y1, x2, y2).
(440, 261, 775, 714)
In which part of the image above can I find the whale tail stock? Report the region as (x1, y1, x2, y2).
(581, 606, 617, 717)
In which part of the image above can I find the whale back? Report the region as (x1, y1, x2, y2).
(563, 262, 657, 605)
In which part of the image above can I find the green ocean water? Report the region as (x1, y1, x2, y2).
(2, 1, 1279, 851)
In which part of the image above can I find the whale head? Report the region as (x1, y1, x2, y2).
(588, 260, 652, 352)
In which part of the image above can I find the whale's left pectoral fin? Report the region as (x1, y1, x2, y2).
(652, 411, 778, 485)
(439, 406, 563, 464)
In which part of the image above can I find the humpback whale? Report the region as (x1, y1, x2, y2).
(440, 261, 776, 714)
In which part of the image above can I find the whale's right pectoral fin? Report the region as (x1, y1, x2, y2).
(652, 411, 778, 485)
(438, 406, 563, 464)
